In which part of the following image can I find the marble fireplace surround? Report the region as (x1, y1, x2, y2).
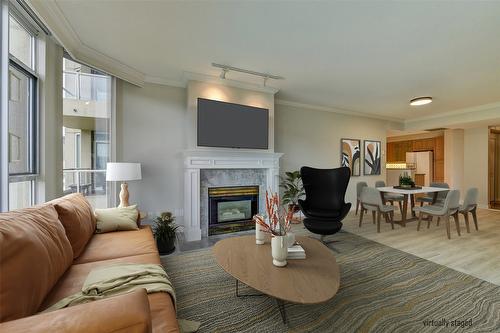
(183, 150, 283, 241)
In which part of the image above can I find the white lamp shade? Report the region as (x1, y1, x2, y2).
(106, 163, 142, 182)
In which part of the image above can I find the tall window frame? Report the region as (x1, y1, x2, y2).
(4, 3, 39, 210)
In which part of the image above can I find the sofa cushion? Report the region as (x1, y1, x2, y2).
(74, 226, 158, 265)
(49, 193, 96, 259)
(40, 253, 162, 310)
(95, 205, 139, 233)
(0, 205, 73, 322)
(40, 252, 179, 333)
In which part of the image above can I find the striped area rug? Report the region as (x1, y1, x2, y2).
(162, 231, 500, 333)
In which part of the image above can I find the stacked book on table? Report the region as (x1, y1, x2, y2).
(287, 243, 306, 259)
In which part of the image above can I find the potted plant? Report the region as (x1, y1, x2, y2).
(280, 171, 305, 213)
(399, 172, 415, 188)
(152, 211, 180, 255)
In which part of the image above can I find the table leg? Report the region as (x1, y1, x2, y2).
(276, 299, 287, 324)
(410, 194, 416, 217)
(235, 279, 263, 297)
(402, 194, 408, 227)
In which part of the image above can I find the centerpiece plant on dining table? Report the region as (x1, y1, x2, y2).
(253, 191, 294, 267)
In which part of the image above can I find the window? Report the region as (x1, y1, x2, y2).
(62, 57, 112, 209)
(8, 14, 34, 69)
(7, 11, 37, 210)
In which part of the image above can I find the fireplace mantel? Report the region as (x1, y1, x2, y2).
(183, 150, 283, 241)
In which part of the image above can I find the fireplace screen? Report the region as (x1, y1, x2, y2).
(217, 200, 252, 223)
(208, 186, 258, 235)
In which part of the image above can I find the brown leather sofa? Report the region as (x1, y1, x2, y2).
(0, 193, 180, 333)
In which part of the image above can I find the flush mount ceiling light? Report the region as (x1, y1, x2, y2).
(410, 96, 433, 106)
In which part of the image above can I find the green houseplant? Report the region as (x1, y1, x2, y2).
(152, 212, 180, 255)
(399, 172, 415, 188)
(280, 170, 305, 212)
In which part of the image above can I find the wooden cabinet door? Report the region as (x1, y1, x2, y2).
(387, 142, 395, 162)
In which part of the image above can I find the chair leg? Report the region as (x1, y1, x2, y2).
(463, 212, 471, 233)
(376, 211, 381, 233)
(436, 217, 440, 226)
(417, 212, 423, 231)
(471, 208, 478, 231)
(372, 211, 376, 225)
(359, 207, 364, 227)
(445, 215, 451, 239)
(453, 212, 461, 236)
(389, 211, 394, 229)
(356, 199, 359, 215)
(427, 214, 431, 229)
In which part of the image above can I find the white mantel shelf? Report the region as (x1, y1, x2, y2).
(183, 150, 283, 241)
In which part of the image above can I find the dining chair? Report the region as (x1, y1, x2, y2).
(416, 182, 449, 206)
(359, 187, 395, 233)
(375, 180, 404, 215)
(355, 181, 368, 215)
(459, 187, 479, 232)
(414, 189, 460, 239)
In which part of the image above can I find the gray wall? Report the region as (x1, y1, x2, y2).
(275, 103, 399, 206)
(116, 81, 186, 216)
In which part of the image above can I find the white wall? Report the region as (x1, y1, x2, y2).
(116, 82, 186, 216)
(275, 103, 400, 206)
(444, 129, 464, 193)
(463, 126, 489, 207)
(186, 80, 275, 152)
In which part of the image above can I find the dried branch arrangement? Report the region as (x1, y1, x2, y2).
(253, 190, 293, 236)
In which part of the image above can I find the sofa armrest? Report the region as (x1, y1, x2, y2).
(0, 289, 152, 333)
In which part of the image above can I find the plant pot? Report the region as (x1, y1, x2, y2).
(271, 236, 287, 267)
(156, 237, 175, 255)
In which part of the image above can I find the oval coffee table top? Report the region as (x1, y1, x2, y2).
(213, 235, 340, 304)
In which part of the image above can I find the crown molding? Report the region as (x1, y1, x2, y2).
(183, 72, 280, 94)
(275, 99, 404, 123)
(144, 75, 186, 88)
(27, 0, 145, 86)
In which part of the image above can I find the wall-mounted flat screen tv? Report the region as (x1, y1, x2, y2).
(197, 98, 269, 149)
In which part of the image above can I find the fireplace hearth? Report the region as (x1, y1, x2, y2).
(208, 186, 258, 235)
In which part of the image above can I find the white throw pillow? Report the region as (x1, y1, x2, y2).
(95, 205, 139, 233)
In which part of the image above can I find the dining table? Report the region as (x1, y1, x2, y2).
(376, 186, 450, 226)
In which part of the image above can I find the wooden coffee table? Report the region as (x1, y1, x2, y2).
(213, 235, 340, 324)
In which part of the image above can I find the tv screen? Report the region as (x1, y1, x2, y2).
(197, 98, 269, 149)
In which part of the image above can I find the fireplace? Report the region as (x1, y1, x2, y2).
(208, 186, 258, 235)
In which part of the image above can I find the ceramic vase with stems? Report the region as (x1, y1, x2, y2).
(271, 235, 287, 267)
(253, 191, 294, 267)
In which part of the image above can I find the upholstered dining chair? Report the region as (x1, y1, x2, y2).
(299, 166, 351, 242)
(416, 182, 449, 206)
(459, 187, 479, 232)
(375, 180, 404, 215)
(356, 181, 368, 215)
(414, 189, 460, 239)
(359, 187, 395, 233)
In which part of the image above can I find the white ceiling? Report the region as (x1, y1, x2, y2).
(52, 1, 500, 120)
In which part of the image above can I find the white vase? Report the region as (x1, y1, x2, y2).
(271, 236, 288, 267)
(255, 223, 265, 245)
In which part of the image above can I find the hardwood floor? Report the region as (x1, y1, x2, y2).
(341, 208, 500, 285)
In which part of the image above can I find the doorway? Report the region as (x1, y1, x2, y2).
(489, 127, 500, 209)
